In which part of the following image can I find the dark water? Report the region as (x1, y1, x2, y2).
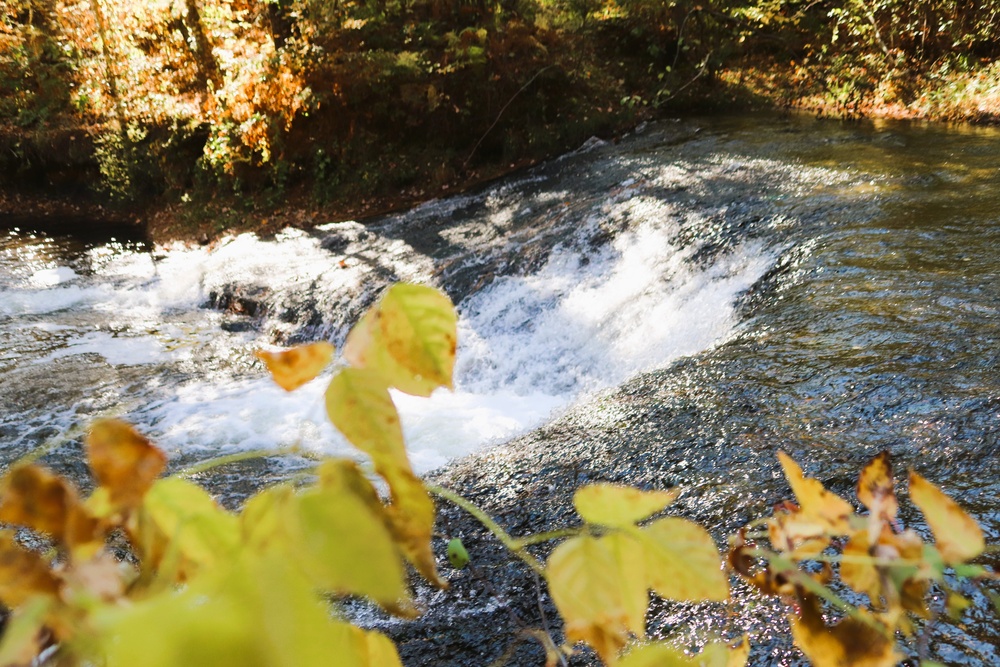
(2, 113, 1000, 664)
(373, 115, 1000, 666)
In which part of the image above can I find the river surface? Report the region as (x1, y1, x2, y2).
(1, 113, 999, 664)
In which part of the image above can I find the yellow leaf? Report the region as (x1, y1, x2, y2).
(724, 636, 750, 667)
(620, 639, 749, 667)
(777, 452, 853, 536)
(325, 368, 406, 464)
(86, 419, 166, 512)
(94, 554, 403, 667)
(619, 642, 697, 667)
(325, 368, 444, 587)
(573, 484, 679, 527)
(856, 452, 898, 527)
(343, 283, 457, 397)
(381, 467, 444, 588)
(132, 478, 239, 580)
(601, 532, 649, 637)
(640, 518, 729, 603)
(241, 462, 413, 614)
(0, 465, 101, 552)
(256, 341, 335, 392)
(908, 471, 984, 565)
(767, 511, 832, 556)
(841, 529, 880, 603)
(789, 594, 900, 667)
(298, 486, 412, 612)
(546, 535, 636, 665)
(0, 531, 60, 608)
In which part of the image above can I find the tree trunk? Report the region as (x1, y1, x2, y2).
(183, 0, 221, 90)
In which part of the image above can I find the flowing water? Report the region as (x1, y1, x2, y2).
(2, 113, 1000, 663)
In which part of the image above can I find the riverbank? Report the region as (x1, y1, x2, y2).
(5, 59, 1000, 248)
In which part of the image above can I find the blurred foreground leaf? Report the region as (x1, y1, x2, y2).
(256, 342, 335, 392)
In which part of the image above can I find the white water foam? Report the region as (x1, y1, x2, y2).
(124, 197, 773, 472)
(3, 193, 773, 473)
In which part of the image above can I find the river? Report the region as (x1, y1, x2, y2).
(1, 113, 999, 664)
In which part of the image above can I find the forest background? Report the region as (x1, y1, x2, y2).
(3, 0, 1000, 239)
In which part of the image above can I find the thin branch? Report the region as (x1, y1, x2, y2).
(533, 570, 568, 667)
(465, 65, 555, 167)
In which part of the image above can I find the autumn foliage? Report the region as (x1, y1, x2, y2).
(0, 283, 995, 666)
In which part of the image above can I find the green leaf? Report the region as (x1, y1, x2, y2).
(953, 563, 989, 578)
(639, 517, 729, 603)
(133, 477, 239, 579)
(343, 283, 457, 397)
(573, 484, 679, 527)
(240, 462, 413, 615)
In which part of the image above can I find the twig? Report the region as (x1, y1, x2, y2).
(533, 570, 568, 667)
(465, 65, 555, 167)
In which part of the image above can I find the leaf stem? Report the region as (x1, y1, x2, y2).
(513, 528, 581, 548)
(756, 549, 890, 634)
(174, 446, 304, 478)
(10, 423, 87, 470)
(427, 484, 545, 575)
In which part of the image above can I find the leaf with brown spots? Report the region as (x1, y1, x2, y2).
(789, 594, 900, 667)
(0, 466, 101, 552)
(908, 471, 984, 565)
(86, 419, 166, 512)
(0, 531, 60, 608)
(256, 341, 335, 392)
(343, 284, 456, 397)
(857, 452, 897, 528)
(546, 535, 641, 665)
(325, 368, 444, 587)
(777, 452, 853, 536)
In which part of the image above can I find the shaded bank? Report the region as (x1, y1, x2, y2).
(5, 0, 1000, 243)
